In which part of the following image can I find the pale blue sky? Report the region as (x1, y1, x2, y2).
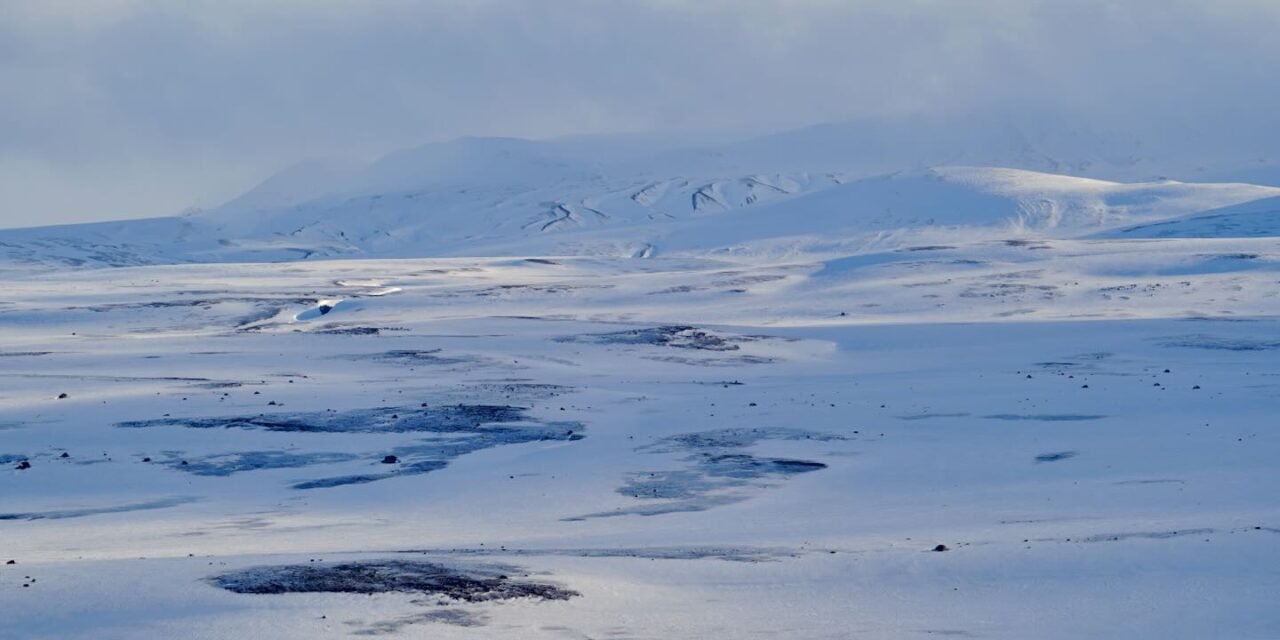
(2, 0, 1278, 227)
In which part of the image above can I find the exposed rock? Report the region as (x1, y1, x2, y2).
(210, 560, 578, 603)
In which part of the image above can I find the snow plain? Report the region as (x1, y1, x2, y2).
(1, 133, 1279, 639)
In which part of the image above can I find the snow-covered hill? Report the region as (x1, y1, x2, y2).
(3, 128, 1279, 269)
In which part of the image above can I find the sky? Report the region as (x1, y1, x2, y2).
(2, 0, 1279, 228)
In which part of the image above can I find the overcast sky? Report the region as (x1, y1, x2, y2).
(2, 0, 1279, 228)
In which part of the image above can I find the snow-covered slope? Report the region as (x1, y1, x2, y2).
(3, 149, 1279, 269)
(3, 239, 1279, 638)
(214, 159, 364, 215)
(3, 125, 1280, 639)
(1099, 194, 1280, 239)
(472, 167, 1280, 258)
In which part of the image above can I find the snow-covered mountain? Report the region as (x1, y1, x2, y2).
(3, 121, 1280, 269)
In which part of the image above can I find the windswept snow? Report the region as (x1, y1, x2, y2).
(2, 131, 1279, 639)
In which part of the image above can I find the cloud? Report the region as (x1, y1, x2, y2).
(1, 0, 1278, 226)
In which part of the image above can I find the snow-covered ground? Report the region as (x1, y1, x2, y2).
(2, 142, 1279, 638)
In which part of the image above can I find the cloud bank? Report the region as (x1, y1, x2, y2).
(2, 0, 1278, 226)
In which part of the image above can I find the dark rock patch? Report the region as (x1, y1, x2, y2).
(898, 245, 956, 252)
(466, 283, 613, 298)
(556, 326, 749, 351)
(984, 414, 1104, 422)
(291, 421, 580, 490)
(640, 427, 845, 453)
(645, 354, 775, 367)
(1035, 451, 1078, 463)
(77, 297, 315, 313)
(459, 382, 571, 402)
(347, 349, 476, 366)
(163, 451, 359, 476)
(569, 428, 841, 520)
(315, 326, 384, 336)
(291, 475, 388, 490)
(210, 560, 577, 603)
(699, 453, 826, 477)
(1159, 335, 1280, 351)
(191, 381, 246, 389)
(617, 470, 723, 500)
(290, 426, 578, 490)
(118, 405, 583, 490)
(117, 404, 533, 434)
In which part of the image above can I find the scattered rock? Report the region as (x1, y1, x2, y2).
(382, 455, 400, 464)
(932, 544, 949, 552)
(15, 460, 31, 470)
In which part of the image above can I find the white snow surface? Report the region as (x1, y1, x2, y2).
(1, 134, 1279, 639)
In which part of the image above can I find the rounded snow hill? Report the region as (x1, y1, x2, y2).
(2, 156, 1278, 268)
(609, 167, 1280, 256)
